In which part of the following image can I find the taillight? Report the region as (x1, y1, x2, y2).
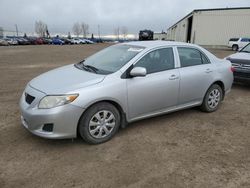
(230, 66, 235, 72)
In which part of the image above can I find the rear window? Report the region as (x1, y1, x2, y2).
(229, 38, 239, 42)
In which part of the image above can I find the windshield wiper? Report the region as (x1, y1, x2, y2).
(75, 60, 99, 73)
(83, 64, 99, 73)
(241, 50, 250, 53)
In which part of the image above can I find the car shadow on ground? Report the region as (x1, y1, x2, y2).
(24, 82, 249, 147)
(233, 82, 250, 90)
(25, 107, 202, 147)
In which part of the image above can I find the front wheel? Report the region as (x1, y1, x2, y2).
(232, 45, 238, 51)
(78, 102, 121, 144)
(201, 84, 223, 112)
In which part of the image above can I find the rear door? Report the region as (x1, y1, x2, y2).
(177, 47, 214, 105)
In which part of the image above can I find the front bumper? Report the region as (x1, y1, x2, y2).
(19, 85, 85, 139)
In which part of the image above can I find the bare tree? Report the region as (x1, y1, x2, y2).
(72, 22, 82, 37)
(81, 23, 89, 38)
(0, 27, 3, 38)
(35, 21, 47, 37)
(114, 27, 120, 40)
(121, 26, 128, 40)
(45, 25, 50, 38)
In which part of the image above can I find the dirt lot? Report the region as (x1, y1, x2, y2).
(0, 44, 250, 188)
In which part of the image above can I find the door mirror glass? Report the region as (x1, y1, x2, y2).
(130, 67, 147, 77)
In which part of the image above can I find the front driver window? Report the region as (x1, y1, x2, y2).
(135, 48, 175, 74)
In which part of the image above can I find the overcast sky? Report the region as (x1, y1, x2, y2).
(0, 0, 250, 36)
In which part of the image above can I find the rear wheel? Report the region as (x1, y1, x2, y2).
(232, 45, 238, 51)
(201, 84, 223, 112)
(78, 102, 120, 144)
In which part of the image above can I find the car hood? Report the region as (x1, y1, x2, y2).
(227, 52, 250, 60)
(29, 64, 105, 94)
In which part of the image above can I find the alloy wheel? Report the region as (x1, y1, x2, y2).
(88, 110, 116, 139)
(208, 89, 221, 109)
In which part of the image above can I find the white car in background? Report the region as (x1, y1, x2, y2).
(84, 39, 94, 44)
(5, 38, 18, 45)
(72, 38, 82, 44)
(228, 37, 250, 51)
(78, 38, 87, 44)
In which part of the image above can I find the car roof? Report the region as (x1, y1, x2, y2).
(123, 40, 199, 49)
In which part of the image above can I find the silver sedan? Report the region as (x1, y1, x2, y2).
(20, 41, 234, 144)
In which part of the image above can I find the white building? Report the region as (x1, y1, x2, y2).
(167, 7, 250, 47)
(153, 32, 168, 40)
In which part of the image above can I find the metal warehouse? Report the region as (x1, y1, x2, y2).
(166, 7, 250, 46)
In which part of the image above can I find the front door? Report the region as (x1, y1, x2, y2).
(126, 47, 180, 120)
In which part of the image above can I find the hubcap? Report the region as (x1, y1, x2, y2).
(208, 89, 221, 109)
(88, 110, 116, 139)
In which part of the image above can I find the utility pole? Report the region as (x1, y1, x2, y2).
(118, 26, 120, 41)
(98, 24, 100, 40)
(15, 24, 18, 37)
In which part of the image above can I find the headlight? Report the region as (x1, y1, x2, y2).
(38, 94, 78, 109)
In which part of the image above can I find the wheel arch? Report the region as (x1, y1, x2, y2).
(76, 99, 128, 137)
(232, 44, 239, 51)
(209, 80, 225, 99)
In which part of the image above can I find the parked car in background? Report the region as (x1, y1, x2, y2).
(226, 42, 250, 83)
(228, 37, 250, 51)
(71, 38, 87, 44)
(35, 38, 44, 45)
(52, 38, 65, 45)
(42, 38, 52, 44)
(85, 39, 95, 44)
(139, 30, 154, 41)
(5, 38, 18, 45)
(61, 38, 74, 45)
(80, 38, 87, 44)
(26, 37, 37, 45)
(0, 39, 9, 46)
(16, 37, 30, 45)
(20, 41, 233, 144)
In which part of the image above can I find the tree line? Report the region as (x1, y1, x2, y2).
(34, 20, 128, 39)
(0, 21, 129, 39)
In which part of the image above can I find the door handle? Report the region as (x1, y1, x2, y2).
(205, 68, 213, 73)
(169, 74, 179, 80)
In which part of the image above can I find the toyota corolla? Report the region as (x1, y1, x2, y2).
(20, 41, 234, 144)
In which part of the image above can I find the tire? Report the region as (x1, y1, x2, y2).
(78, 102, 121, 144)
(232, 45, 238, 51)
(200, 84, 223, 113)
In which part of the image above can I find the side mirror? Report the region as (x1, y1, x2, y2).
(130, 67, 147, 77)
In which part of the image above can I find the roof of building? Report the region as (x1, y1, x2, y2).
(167, 7, 250, 30)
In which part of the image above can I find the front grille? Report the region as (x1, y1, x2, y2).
(232, 63, 250, 70)
(25, 93, 35, 104)
(234, 72, 250, 78)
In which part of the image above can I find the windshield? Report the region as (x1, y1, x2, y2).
(240, 43, 250, 53)
(78, 45, 145, 74)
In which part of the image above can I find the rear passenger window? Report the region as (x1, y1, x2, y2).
(241, 38, 250, 42)
(178, 48, 203, 67)
(201, 53, 210, 64)
(135, 48, 175, 74)
(229, 38, 239, 42)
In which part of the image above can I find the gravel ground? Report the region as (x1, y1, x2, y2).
(0, 44, 250, 188)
